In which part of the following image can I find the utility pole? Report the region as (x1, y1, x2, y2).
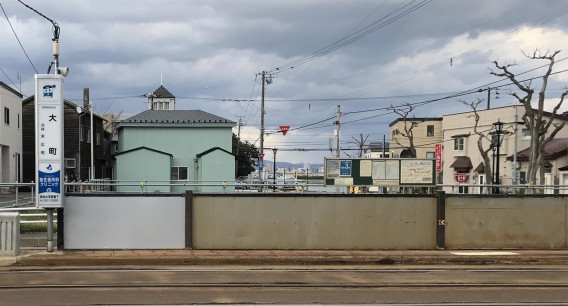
(260, 71, 265, 180)
(235, 117, 243, 179)
(257, 71, 273, 181)
(487, 87, 491, 110)
(334, 105, 341, 157)
(513, 105, 519, 186)
(90, 100, 94, 181)
(236, 117, 243, 155)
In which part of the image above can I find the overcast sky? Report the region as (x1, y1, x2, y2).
(2, 0, 568, 164)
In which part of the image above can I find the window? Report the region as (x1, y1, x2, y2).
(458, 185, 469, 194)
(96, 132, 101, 146)
(3, 107, 9, 125)
(518, 171, 526, 184)
(453, 137, 464, 151)
(86, 128, 91, 143)
(427, 125, 434, 137)
(426, 152, 435, 159)
(171, 166, 188, 181)
(522, 128, 530, 140)
(80, 126, 85, 141)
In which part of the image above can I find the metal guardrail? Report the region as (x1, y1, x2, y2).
(0, 183, 36, 210)
(64, 179, 325, 193)
(20, 213, 58, 224)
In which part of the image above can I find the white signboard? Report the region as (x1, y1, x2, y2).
(35, 74, 64, 208)
(400, 160, 434, 184)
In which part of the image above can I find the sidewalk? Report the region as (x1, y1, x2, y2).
(3, 248, 568, 267)
(2, 232, 567, 267)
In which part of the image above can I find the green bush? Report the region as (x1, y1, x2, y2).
(20, 223, 57, 233)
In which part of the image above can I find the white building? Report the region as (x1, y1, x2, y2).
(0, 82, 23, 183)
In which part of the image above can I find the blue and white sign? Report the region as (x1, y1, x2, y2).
(340, 160, 352, 176)
(35, 74, 64, 208)
(38, 162, 61, 204)
(258, 162, 265, 168)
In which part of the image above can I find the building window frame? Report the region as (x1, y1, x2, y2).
(453, 137, 464, 151)
(86, 128, 91, 144)
(171, 166, 188, 181)
(427, 125, 434, 137)
(3, 107, 9, 125)
(522, 128, 531, 140)
(426, 152, 435, 159)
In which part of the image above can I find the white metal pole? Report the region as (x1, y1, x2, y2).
(90, 100, 94, 181)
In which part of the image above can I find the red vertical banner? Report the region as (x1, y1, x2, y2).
(435, 144, 442, 173)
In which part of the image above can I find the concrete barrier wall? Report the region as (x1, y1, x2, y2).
(192, 195, 437, 250)
(445, 196, 568, 249)
(62, 193, 568, 250)
(64, 195, 185, 249)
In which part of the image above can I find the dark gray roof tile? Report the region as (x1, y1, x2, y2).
(152, 85, 175, 98)
(123, 110, 234, 124)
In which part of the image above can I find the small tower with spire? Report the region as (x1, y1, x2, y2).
(147, 76, 176, 110)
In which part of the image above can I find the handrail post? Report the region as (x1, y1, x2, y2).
(15, 185, 19, 207)
(436, 190, 446, 250)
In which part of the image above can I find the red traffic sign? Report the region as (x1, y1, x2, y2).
(279, 125, 290, 136)
(258, 153, 265, 159)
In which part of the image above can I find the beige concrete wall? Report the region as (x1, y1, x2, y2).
(193, 196, 437, 250)
(445, 197, 568, 249)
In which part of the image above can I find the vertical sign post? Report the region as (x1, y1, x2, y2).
(435, 144, 442, 173)
(35, 74, 64, 209)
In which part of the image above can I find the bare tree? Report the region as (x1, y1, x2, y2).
(491, 50, 568, 185)
(345, 134, 369, 158)
(389, 103, 424, 158)
(463, 99, 494, 187)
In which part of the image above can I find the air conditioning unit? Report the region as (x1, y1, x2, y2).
(65, 158, 76, 169)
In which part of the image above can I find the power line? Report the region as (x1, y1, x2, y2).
(0, 2, 38, 74)
(340, 3, 568, 99)
(270, 0, 432, 74)
(0, 65, 19, 90)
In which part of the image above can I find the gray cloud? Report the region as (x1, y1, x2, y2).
(2, 0, 568, 163)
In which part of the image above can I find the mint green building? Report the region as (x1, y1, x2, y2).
(114, 104, 236, 192)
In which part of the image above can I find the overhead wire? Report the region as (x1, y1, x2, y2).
(0, 65, 19, 90)
(260, 65, 568, 136)
(269, 0, 390, 98)
(341, 3, 568, 99)
(269, 0, 432, 74)
(0, 2, 38, 74)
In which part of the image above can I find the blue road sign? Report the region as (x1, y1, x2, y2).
(340, 160, 352, 176)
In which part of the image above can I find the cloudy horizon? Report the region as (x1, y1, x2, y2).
(2, 0, 568, 163)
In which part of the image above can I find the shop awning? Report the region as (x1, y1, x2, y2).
(474, 162, 485, 173)
(450, 156, 473, 172)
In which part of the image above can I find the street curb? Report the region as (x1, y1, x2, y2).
(8, 251, 568, 267)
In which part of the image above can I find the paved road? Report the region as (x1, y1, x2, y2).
(1, 265, 568, 304)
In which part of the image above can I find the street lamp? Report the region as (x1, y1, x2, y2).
(493, 120, 504, 194)
(272, 148, 278, 191)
